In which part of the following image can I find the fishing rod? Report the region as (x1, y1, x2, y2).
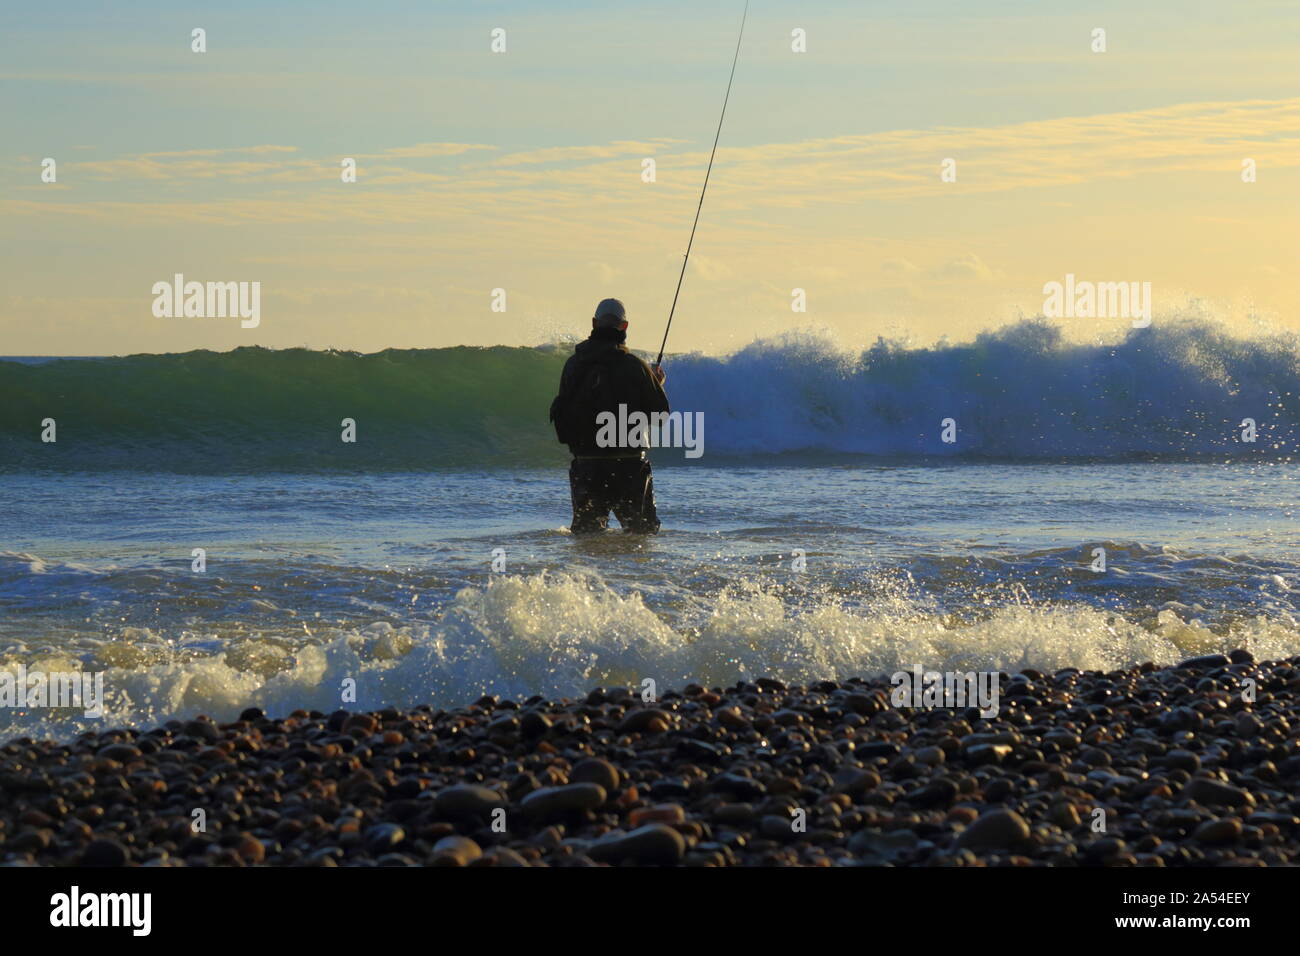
(655, 1, 748, 368)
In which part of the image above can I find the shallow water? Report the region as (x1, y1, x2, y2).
(3, 460, 1298, 739)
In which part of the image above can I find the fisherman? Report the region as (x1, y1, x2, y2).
(549, 298, 669, 534)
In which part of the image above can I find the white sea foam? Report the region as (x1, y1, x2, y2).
(4, 571, 1297, 741)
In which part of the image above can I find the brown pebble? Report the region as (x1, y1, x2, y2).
(956, 809, 1032, 851)
(431, 835, 482, 866)
(589, 824, 686, 865)
(570, 757, 620, 792)
(617, 708, 674, 734)
(476, 846, 530, 867)
(343, 714, 379, 736)
(629, 803, 686, 827)
(520, 782, 607, 819)
(434, 783, 505, 817)
(1182, 778, 1255, 808)
(236, 834, 265, 863)
(1194, 818, 1243, 844)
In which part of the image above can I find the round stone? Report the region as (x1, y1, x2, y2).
(82, 838, 129, 867)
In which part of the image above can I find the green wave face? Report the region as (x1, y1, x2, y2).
(0, 346, 573, 472)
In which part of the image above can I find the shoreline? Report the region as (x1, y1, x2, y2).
(2, 651, 1297, 867)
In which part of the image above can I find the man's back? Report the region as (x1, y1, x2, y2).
(551, 327, 669, 457)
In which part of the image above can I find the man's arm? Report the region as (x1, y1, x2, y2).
(549, 356, 577, 441)
(638, 357, 670, 413)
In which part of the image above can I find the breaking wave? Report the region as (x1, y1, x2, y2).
(4, 565, 1300, 741)
(2, 318, 1297, 470)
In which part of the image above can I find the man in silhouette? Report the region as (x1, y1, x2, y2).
(549, 298, 669, 533)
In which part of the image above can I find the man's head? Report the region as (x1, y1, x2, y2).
(593, 297, 628, 332)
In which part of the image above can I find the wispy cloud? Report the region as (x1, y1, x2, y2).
(12, 98, 1294, 217)
(487, 139, 689, 167)
(363, 143, 498, 159)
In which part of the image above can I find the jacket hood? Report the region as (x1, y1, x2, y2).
(575, 327, 628, 356)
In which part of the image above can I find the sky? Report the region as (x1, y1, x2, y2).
(2, 0, 1298, 356)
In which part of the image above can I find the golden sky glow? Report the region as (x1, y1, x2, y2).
(3, 1, 1298, 355)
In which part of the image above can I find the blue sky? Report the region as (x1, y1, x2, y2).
(3, 0, 1298, 354)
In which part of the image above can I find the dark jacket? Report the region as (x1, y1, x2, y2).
(549, 327, 670, 457)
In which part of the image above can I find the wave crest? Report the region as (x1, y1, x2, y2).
(3, 318, 1297, 470)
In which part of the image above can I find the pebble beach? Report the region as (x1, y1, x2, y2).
(3, 650, 1298, 868)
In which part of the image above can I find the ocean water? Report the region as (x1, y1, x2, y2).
(2, 319, 1299, 740)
